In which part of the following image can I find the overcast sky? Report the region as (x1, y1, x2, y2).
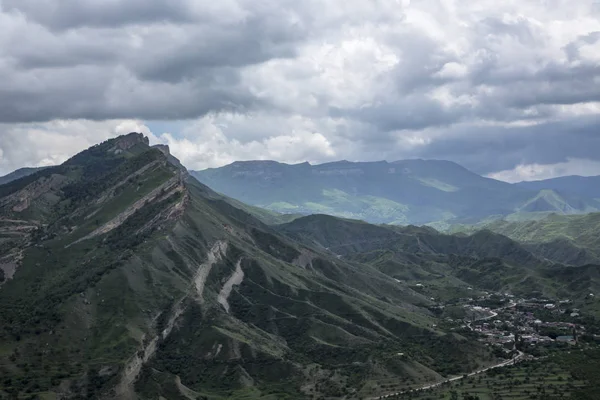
(0, 0, 599, 182)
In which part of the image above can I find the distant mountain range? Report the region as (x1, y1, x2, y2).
(0, 167, 47, 186)
(191, 160, 600, 225)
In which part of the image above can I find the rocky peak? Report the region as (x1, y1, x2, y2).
(111, 132, 149, 153)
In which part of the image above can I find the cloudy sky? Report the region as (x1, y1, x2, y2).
(0, 0, 599, 182)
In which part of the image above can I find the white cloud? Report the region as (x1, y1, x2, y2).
(488, 158, 600, 183)
(158, 114, 337, 170)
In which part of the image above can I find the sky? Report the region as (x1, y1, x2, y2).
(0, 0, 599, 182)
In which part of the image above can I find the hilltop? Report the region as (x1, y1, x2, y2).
(516, 175, 600, 200)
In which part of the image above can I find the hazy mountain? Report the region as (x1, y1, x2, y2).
(516, 175, 600, 200)
(0, 166, 48, 185)
(192, 160, 599, 225)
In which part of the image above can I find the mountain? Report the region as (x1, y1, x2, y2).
(192, 160, 599, 225)
(517, 175, 600, 200)
(0, 166, 48, 185)
(0, 134, 504, 399)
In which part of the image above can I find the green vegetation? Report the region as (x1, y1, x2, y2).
(450, 212, 600, 266)
(396, 349, 600, 400)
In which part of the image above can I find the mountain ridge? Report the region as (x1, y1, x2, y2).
(0, 166, 49, 186)
(7, 158, 600, 227)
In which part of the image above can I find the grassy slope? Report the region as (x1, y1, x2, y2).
(2, 138, 598, 399)
(279, 214, 600, 308)
(140, 185, 497, 399)
(0, 135, 188, 399)
(215, 193, 302, 225)
(402, 348, 600, 400)
(401, 355, 584, 400)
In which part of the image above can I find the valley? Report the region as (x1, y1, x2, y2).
(373, 293, 599, 399)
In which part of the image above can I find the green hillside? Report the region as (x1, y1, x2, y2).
(1, 135, 599, 399)
(450, 213, 600, 265)
(279, 214, 600, 305)
(0, 167, 48, 186)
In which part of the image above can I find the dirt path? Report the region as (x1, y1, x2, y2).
(374, 351, 524, 399)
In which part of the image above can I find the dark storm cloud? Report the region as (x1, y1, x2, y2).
(129, 17, 303, 83)
(0, 75, 262, 123)
(0, 0, 306, 122)
(2, 0, 195, 30)
(409, 116, 600, 174)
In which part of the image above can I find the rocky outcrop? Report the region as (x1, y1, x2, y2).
(72, 175, 185, 245)
(152, 144, 170, 156)
(152, 144, 188, 174)
(109, 132, 149, 154)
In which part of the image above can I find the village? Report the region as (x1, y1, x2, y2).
(438, 291, 597, 351)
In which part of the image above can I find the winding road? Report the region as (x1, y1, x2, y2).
(374, 301, 523, 399)
(375, 351, 524, 399)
